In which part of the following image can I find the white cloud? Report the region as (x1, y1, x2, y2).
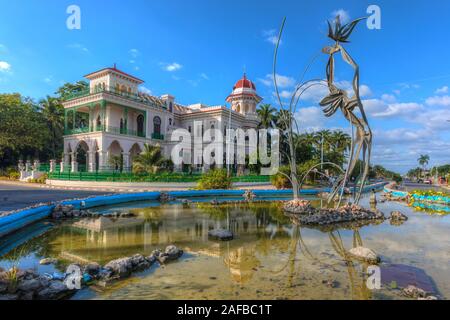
(139, 86, 152, 95)
(162, 62, 182, 72)
(258, 74, 296, 88)
(200, 73, 209, 80)
(43, 76, 52, 84)
(294, 106, 326, 131)
(381, 93, 396, 103)
(67, 43, 89, 53)
(435, 86, 448, 94)
(129, 49, 140, 58)
(331, 9, 350, 24)
(359, 84, 372, 97)
(0, 61, 11, 73)
(262, 29, 281, 45)
(363, 99, 423, 118)
(425, 95, 450, 107)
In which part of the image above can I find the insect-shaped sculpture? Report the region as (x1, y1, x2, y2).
(320, 15, 372, 206)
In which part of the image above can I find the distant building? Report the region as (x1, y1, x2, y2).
(62, 66, 261, 172)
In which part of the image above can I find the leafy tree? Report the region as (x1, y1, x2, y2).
(132, 144, 169, 174)
(0, 94, 49, 167)
(256, 104, 277, 129)
(418, 154, 430, 176)
(55, 81, 89, 100)
(39, 96, 64, 160)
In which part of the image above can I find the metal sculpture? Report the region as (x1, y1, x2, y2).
(320, 15, 372, 206)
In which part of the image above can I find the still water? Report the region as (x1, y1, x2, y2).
(1, 193, 449, 300)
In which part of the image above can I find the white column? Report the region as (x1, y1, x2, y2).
(98, 150, 107, 171)
(49, 160, 56, 173)
(71, 152, 78, 173)
(88, 151, 96, 172)
(122, 152, 130, 172)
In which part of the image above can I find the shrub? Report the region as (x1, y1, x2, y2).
(271, 166, 291, 189)
(29, 173, 48, 184)
(197, 169, 232, 190)
(6, 167, 19, 180)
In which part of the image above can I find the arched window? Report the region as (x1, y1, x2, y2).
(120, 118, 124, 133)
(137, 115, 144, 137)
(153, 116, 161, 134)
(169, 118, 172, 125)
(115, 84, 120, 93)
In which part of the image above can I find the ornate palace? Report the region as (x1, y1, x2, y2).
(62, 66, 261, 172)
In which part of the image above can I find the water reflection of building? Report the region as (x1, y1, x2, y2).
(64, 204, 286, 283)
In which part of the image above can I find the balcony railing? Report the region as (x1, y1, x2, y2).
(151, 132, 164, 140)
(64, 85, 167, 110)
(64, 125, 145, 138)
(64, 127, 90, 135)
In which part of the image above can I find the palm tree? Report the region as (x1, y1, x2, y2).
(332, 130, 351, 153)
(132, 144, 167, 174)
(39, 96, 64, 159)
(418, 154, 430, 177)
(256, 104, 277, 129)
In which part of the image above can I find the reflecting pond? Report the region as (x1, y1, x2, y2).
(0, 193, 449, 300)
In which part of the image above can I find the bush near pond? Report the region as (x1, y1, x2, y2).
(197, 169, 232, 190)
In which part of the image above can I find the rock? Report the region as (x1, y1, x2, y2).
(146, 254, 157, 265)
(322, 279, 339, 288)
(84, 262, 101, 276)
(0, 294, 19, 300)
(104, 257, 133, 278)
(348, 246, 380, 264)
(403, 285, 427, 298)
(243, 190, 256, 201)
(208, 229, 234, 241)
(37, 280, 70, 300)
(0, 282, 7, 294)
(390, 211, 408, 221)
(418, 295, 438, 300)
(39, 258, 57, 265)
(72, 210, 81, 217)
(20, 291, 35, 300)
(165, 245, 183, 260)
(17, 279, 41, 292)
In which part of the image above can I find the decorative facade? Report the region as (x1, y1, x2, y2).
(62, 66, 261, 172)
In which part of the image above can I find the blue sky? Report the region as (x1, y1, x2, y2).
(1, 0, 449, 173)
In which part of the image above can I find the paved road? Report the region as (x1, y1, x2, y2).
(0, 182, 113, 213)
(401, 181, 447, 192)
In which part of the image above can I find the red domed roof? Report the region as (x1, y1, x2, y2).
(233, 74, 256, 90)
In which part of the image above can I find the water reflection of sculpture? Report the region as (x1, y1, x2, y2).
(282, 216, 375, 299)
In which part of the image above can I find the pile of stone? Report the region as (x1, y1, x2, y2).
(0, 267, 74, 300)
(91, 245, 184, 282)
(51, 204, 90, 219)
(1, 245, 184, 300)
(402, 285, 438, 300)
(284, 200, 385, 225)
(383, 191, 410, 203)
(243, 190, 256, 201)
(159, 192, 174, 203)
(390, 210, 408, 221)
